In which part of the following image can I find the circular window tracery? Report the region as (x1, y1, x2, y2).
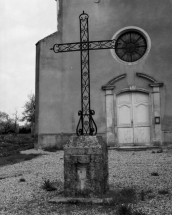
(111, 27, 151, 65)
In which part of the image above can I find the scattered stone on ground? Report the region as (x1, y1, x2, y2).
(0, 147, 171, 214)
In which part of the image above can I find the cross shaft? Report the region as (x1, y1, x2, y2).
(51, 11, 116, 136)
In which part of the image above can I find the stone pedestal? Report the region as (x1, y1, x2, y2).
(64, 136, 108, 198)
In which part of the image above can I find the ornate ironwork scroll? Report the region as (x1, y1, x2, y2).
(51, 11, 116, 136)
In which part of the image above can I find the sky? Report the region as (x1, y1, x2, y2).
(0, 0, 57, 119)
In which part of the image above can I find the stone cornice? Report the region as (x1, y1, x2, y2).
(149, 83, 164, 87)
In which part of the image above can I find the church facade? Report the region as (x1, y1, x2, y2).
(35, 0, 172, 149)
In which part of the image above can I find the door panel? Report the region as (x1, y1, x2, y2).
(134, 104, 149, 125)
(134, 127, 150, 144)
(117, 92, 150, 146)
(135, 92, 149, 103)
(118, 93, 131, 104)
(133, 92, 150, 144)
(118, 128, 133, 144)
(118, 105, 132, 126)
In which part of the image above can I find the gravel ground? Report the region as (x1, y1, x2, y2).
(0, 148, 172, 215)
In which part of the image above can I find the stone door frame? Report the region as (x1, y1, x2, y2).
(102, 73, 163, 147)
(116, 90, 151, 146)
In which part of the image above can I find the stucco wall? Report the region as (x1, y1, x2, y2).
(35, 0, 172, 149)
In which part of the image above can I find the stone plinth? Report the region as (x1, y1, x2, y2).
(64, 136, 108, 198)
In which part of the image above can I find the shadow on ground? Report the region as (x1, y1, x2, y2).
(0, 153, 43, 167)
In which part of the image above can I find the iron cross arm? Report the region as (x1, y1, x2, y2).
(50, 39, 116, 53)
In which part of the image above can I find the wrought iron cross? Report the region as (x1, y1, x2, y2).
(51, 11, 116, 136)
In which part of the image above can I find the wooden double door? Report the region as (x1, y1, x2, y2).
(117, 92, 150, 146)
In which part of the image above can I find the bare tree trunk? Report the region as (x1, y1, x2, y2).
(31, 123, 35, 137)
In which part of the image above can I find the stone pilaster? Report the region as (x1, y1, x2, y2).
(105, 87, 115, 146)
(150, 83, 163, 145)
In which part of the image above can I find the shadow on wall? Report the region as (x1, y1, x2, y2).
(37, 133, 74, 151)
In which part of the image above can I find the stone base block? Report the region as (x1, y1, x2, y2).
(64, 136, 108, 198)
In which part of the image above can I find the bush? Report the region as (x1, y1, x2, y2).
(19, 127, 31, 134)
(0, 112, 13, 134)
(41, 179, 57, 191)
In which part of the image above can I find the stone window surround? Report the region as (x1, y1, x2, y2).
(102, 73, 163, 147)
(110, 26, 151, 65)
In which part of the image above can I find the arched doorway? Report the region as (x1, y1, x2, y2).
(117, 91, 151, 146)
(102, 73, 163, 147)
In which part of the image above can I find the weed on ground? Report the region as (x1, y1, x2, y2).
(158, 189, 169, 195)
(42, 179, 57, 191)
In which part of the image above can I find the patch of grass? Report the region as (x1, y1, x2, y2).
(140, 189, 155, 201)
(54, 180, 64, 194)
(157, 149, 163, 153)
(24, 154, 39, 161)
(117, 204, 133, 215)
(146, 189, 152, 194)
(147, 194, 155, 200)
(0, 134, 35, 157)
(117, 204, 147, 215)
(158, 189, 169, 195)
(151, 172, 159, 176)
(42, 179, 57, 191)
(119, 188, 137, 203)
(0, 134, 35, 158)
(152, 149, 163, 154)
(133, 210, 147, 215)
(43, 146, 59, 152)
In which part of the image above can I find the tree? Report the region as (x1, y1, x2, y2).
(13, 109, 20, 133)
(0, 111, 14, 134)
(21, 94, 35, 126)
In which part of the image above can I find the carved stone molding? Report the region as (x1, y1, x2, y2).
(136, 72, 163, 87)
(102, 74, 126, 90)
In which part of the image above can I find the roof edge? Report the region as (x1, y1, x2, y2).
(35, 31, 60, 45)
